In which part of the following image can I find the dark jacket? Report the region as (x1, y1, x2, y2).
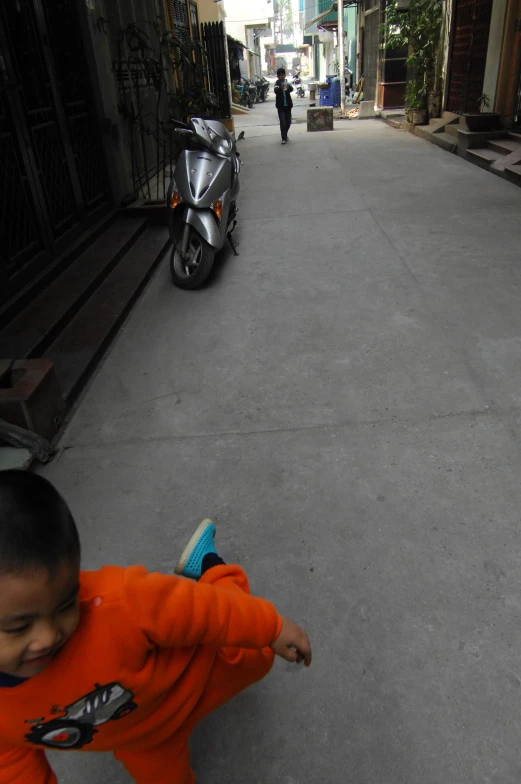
(274, 79, 293, 111)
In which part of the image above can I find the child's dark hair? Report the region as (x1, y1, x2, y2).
(277, 68, 286, 77)
(0, 471, 80, 575)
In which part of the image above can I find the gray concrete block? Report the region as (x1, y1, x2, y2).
(358, 100, 376, 118)
(307, 107, 333, 132)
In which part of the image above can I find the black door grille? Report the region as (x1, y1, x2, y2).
(514, 56, 521, 128)
(201, 22, 231, 119)
(0, 0, 109, 305)
(447, 0, 493, 114)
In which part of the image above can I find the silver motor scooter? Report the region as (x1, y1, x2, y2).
(167, 118, 245, 290)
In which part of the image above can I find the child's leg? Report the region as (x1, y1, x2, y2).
(115, 567, 274, 784)
(185, 643, 274, 733)
(180, 563, 275, 727)
(173, 523, 276, 724)
(115, 734, 194, 784)
(278, 108, 288, 140)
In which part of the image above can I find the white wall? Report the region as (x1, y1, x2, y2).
(197, 0, 226, 24)
(224, 0, 271, 45)
(482, 0, 508, 108)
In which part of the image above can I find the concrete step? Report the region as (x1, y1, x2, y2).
(232, 102, 250, 115)
(427, 131, 457, 152)
(504, 164, 521, 185)
(508, 132, 521, 142)
(445, 124, 459, 138)
(45, 226, 170, 403)
(467, 148, 503, 166)
(0, 217, 147, 361)
(488, 138, 521, 155)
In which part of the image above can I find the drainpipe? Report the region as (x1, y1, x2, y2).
(338, 0, 346, 114)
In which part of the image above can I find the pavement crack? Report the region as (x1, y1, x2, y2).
(61, 405, 501, 452)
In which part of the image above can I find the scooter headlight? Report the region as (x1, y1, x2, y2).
(210, 135, 232, 156)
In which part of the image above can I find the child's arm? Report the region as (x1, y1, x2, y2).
(122, 565, 306, 656)
(0, 741, 56, 784)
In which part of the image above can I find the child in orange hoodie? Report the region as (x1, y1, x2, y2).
(0, 471, 311, 784)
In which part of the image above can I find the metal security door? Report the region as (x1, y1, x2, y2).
(0, 0, 108, 305)
(446, 0, 493, 114)
(515, 51, 521, 128)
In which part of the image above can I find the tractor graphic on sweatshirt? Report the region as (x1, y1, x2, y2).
(25, 682, 137, 749)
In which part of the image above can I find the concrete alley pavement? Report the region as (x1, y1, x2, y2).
(45, 105, 521, 784)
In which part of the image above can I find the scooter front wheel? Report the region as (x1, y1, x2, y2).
(170, 229, 215, 290)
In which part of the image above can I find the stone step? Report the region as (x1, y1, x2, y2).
(428, 131, 457, 152)
(0, 218, 147, 361)
(45, 226, 170, 402)
(467, 148, 503, 165)
(445, 124, 459, 138)
(488, 138, 521, 155)
(504, 164, 521, 185)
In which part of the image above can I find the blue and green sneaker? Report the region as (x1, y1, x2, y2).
(174, 519, 218, 580)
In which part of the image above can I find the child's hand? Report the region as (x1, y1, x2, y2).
(270, 616, 312, 667)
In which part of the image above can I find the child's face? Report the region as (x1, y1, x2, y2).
(278, 72, 285, 81)
(0, 560, 80, 678)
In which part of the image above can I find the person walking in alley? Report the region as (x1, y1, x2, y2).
(274, 67, 293, 144)
(0, 471, 311, 784)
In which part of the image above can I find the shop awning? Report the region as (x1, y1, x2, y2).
(304, 0, 358, 30)
(304, 3, 336, 29)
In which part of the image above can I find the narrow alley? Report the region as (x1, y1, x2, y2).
(45, 103, 521, 783)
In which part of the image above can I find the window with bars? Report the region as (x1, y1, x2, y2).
(170, 0, 189, 29)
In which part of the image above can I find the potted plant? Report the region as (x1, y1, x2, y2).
(382, 0, 443, 123)
(463, 94, 501, 132)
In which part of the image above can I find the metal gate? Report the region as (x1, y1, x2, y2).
(171, 0, 197, 90)
(0, 0, 109, 306)
(446, 0, 493, 114)
(362, 5, 381, 104)
(515, 55, 521, 128)
(201, 22, 232, 119)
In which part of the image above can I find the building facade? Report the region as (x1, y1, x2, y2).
(223, 0, 272, 77)
(444, 0, 521, 126)
(0, 0, 230, 312)
(304, 1, 358, 83)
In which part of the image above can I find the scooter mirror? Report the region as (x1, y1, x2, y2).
(237, 131, 245, 141)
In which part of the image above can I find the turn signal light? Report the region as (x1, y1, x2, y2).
(212, 199, 224, 220)
(170, 191, 182, 209)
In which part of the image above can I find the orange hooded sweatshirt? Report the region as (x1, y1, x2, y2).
(0, 564, 282, 783)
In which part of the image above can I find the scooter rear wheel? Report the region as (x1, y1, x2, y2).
(170, 229, 215, 290)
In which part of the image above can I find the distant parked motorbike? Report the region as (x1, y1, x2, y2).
(254, 75, 270, 102)
(293, 69, 306, 98)
(247, 78, 257, 107)
(167, 119, 245, 289)
(236, 79, 254, 108)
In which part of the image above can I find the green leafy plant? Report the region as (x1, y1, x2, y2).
(477, 93, 491, 113)
(381, 0, 443, 111)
